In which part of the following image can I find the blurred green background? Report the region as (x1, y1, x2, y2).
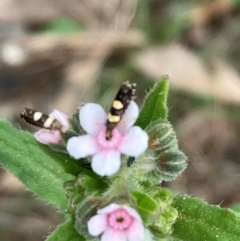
(1, 0, 240, 240)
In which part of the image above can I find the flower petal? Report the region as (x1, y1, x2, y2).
(118, 101, 139, 132)
(67, 135, 98, 159)
(119, 126, 148, 156)
(34, 129, 61, 144)
(126, 220, 144, 241)
(91, 151, 121, 176)
(102, 229, 127, 241)
(122, 206, 142, 222)
(98, 203, 120, 215)
(80, 103, 107, 135)
(87, 214, 107, 236)
(50, 109, 69, 128)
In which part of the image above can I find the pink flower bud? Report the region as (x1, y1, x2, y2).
(34, 109, 69, 144)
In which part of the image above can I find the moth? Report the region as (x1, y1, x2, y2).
(20, 108, 65, 132)
(105, 81, 136, 140)
(21, 81, 136, 139)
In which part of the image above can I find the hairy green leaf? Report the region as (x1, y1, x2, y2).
(231, 204, 240, 212)
(135, 76, 169, 129)
(169, 238, 183, 241)
(0, 121, 70, 211)
(172, 195, 240, 241)
(46, 219, 85, 241)
(131, 190, 159, 223)
(40, 144, 82, 176)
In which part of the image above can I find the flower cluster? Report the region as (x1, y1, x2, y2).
(20, 80, 183, 241)
(34, 100, 148, 241)
(33, 100, 148, 240)
(36, 101, 148, 176)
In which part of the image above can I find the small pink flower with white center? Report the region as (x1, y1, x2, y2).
(88, 203, 144, 241)
(34, 109, 69, 144)
(66, 101, 148, 176)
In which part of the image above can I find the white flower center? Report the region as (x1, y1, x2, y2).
(108, 208, 133, 230)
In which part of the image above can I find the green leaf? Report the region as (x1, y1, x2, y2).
(169, 238, 183, 241)
(40, 144, 82, 176)
(172, 195, 240, 241)
(77, 171, 109, 194)
(231, 204, 240, 212)
(131, 190, 159, 223)
(135, 76, 169, 129)
(46, 219, 85, 241)
(0, 121, 69, 211)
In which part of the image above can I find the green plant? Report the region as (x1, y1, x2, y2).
(1, 77, 240, 241)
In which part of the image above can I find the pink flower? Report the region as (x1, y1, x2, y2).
(87, 203, 144, 241)
(34, 109, 69, 144)
(66, 101, 148, 176)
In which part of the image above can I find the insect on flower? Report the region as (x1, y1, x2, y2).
(106, 81, 136, 140)
(67, 81, 148, 176)
(21, 108, 63, 131)
(20, 108, 69, 144)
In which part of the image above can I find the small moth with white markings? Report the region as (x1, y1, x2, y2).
(20, 108, 66, 132)
(106, 81, 136, 140)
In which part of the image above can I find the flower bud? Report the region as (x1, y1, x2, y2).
(64, 172, 108, 214)
(75, 171, 108, 195)
(75, 196, 102, 238)
(154, 149, 187, 181)
(147, 187, 174, 211)
(131, 190, 160, 224)
(149, 207, 178, 238)
(142, 119, 188, 183)
(64, 180, 85, 213)
(146, 119, 178, 151)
